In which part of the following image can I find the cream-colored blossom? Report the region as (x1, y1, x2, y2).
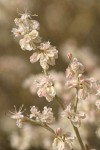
(40, 106, 55, 124)
(52, 133, 75, 150)
(29, 106, 55, 124)
(35, 75, 56, 102)
(61, 104, 86, 127)
(78, 76, 97, 100)
(30, 41, 58, 70)
(70, 58, 84, 75)
(30, 106, 40, 119)
(10, 105, 24, 128)
(19, 30, 39, 51)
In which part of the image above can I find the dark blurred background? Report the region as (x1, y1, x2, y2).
(0, 0, 100, 150)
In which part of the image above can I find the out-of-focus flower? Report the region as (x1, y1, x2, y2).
(96, 87, 100, 97)
(35, 75, 56, 102)
(30, 106, 40, 119)
(40, 106, 55, 124)
(96, 127, 100, 138)
(30, 41, 58, 70)
(61, 104, 86, 127)
(95, 100, 100, 109)
(10, 105, 24, 128)
(52, 132, 75, 150)
(29, 106, 55, 124)
(78, 75, 97, 100)
(70, 58, 84, 75)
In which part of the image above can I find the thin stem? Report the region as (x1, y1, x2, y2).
(55, 96, 65, 110)
(55, 95, 86, 150)
(74, 87, 78, 112)
(22, 117, 55, 134)
(72, 123, 86, 150)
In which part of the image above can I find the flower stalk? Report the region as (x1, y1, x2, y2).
(22, 117, 55, 134)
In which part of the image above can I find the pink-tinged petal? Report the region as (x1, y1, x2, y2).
(30, 52, 40, 63)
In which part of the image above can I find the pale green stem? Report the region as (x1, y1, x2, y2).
(74, 87, 78, 112)
(22, 117, 55, 134)
(55, 96, 65, 110)
(55, 96, 86, 150)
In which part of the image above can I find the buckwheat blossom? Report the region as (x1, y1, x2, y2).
(78, 75, 97, 100)
(19, 30, 39, 51)
(10, 105, 24, 128)
(30, 106, 40, 119)
(29, 106, 55, 124)
(40, 106, 55, 124)
(65, 56, 85, 89)
(35, 75, 56, 102)
(30, 41, 58, 70)
(61, 104, 86, 127)
(70, 58, 85, 75)
(52, 133, 75, 150)
(12, 12, 41, 51)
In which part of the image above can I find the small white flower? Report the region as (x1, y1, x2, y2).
(78, 76, 97, 100)
(19, 30, 38, 51)
(30, 41, 58, 70)
(70, 58, 84, 74)
(10, 105, 24, 120)
(40, 106, 55, 124)
(52, 133, 75, 150)
(61, 104, 85, 127)
(10, 105, 25, 128)
(30, 106, 40, 119)
(35, 75, 56, 102)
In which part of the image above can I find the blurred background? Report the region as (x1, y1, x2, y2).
(0, 0, 100, 150)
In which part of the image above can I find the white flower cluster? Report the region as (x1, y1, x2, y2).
(35, 75, 56, 102)
(12, 12, 40, 50)
(61, 104, 86, 127)
(66, 54, 97, 100)
(12, 12, 58, 70)
(30, 106, 55, 124)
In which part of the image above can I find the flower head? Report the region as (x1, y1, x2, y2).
(35, 75, 56, 102)
(61, 104, 86, 127)
(10, 105, 25, 128)
(40, 106, 55, 124)
(30, 41, 58, 70)
(52, 132, 75, 150)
